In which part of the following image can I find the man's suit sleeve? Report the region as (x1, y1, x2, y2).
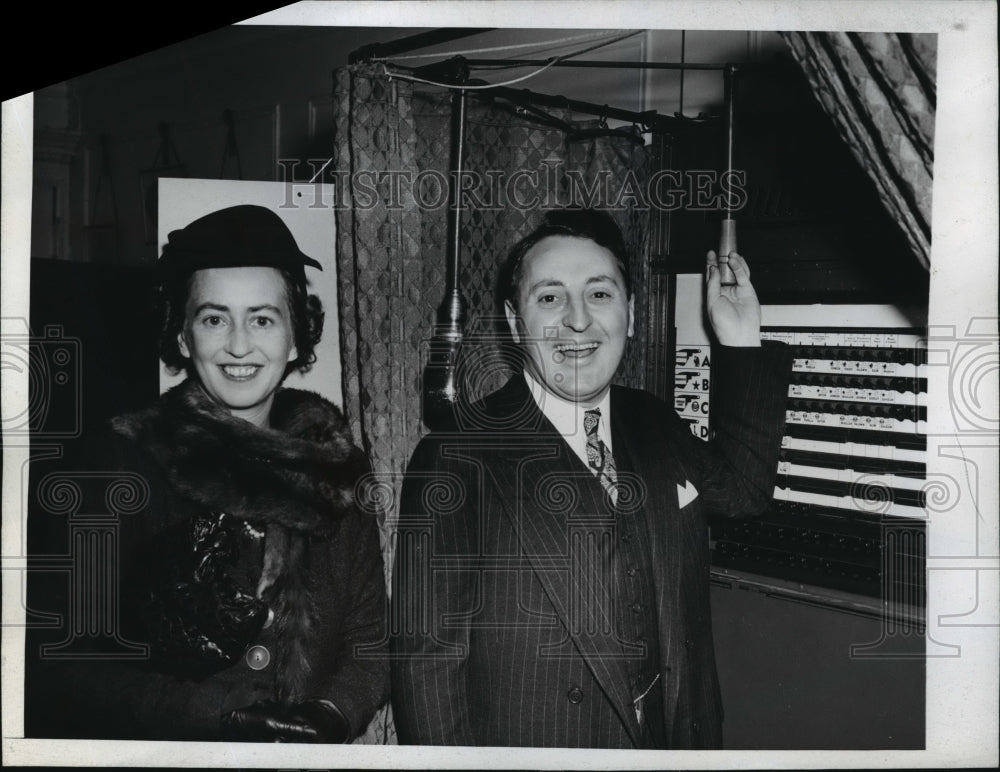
(390, 434, 478, 745)
(669, 340, 793, 519)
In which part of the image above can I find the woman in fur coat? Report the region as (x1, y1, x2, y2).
(25, 205, 389, 742)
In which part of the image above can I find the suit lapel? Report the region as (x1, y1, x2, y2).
(487, 379, 642, 745)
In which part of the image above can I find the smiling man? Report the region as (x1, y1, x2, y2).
(506, 233, 634, 407)
(391, 209, 793, 749)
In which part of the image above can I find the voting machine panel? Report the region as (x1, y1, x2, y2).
(672, 294, 928, 605)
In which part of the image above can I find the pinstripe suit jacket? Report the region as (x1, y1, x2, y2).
(391, 342, 792, 748)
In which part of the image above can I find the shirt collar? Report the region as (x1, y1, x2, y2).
(522, 369, 613, 453)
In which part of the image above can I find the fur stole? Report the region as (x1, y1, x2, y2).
(111, 380, 367, 698)
(111, 379, 364, 535)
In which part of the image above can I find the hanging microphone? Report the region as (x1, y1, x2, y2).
(718, 218, 738, 285)
(423, 87, 468, 431)
(717, 63, 738, 286)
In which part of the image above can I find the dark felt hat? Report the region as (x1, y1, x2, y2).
(155, 204, 322, 284)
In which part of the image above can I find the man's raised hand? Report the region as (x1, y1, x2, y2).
(705, 250, 761, 347)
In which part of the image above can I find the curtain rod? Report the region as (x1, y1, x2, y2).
(465, 58, 729, 71)
(382, 52, 755, 129)
(349, 28, 496, 65)
(350, 27, 789, 72)
(473, 84, 710, 130)
(381, 57, 783, 126)
(390, 56, 722, 129)
(391, 56, 673, 127)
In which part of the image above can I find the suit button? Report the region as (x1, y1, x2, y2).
(246, 645, 270, 670)
(631, 602, 644, 614)
(567, 687, 584, 704)
(692, 720, 701, 734)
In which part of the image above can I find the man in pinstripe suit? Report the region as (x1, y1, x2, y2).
(391, 209, 792, 748)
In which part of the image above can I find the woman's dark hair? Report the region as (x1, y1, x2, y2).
(496, 208, 633, 314)
(158, 268, 325, 375)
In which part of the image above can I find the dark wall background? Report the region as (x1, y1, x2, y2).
(28, 259, 158, 437)
(31, 25, 425, 270)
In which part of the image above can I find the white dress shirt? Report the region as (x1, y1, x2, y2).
(523, 369, 614, 471)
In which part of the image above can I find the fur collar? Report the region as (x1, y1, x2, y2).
(111, 379, 364, 535)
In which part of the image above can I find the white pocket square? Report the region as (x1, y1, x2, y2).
(677, 480, 699, 508)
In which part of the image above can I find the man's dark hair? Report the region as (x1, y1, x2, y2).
(158, 269, 325, 376)
(496, 209, 633, 313)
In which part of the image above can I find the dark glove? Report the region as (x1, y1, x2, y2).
(221, 699, 351, 743)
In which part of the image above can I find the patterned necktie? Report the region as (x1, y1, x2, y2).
(584, 408, 618, 503)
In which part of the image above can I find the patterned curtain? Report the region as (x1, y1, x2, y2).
(780, 32, 936, 269)
(331, 63, 650, 742)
